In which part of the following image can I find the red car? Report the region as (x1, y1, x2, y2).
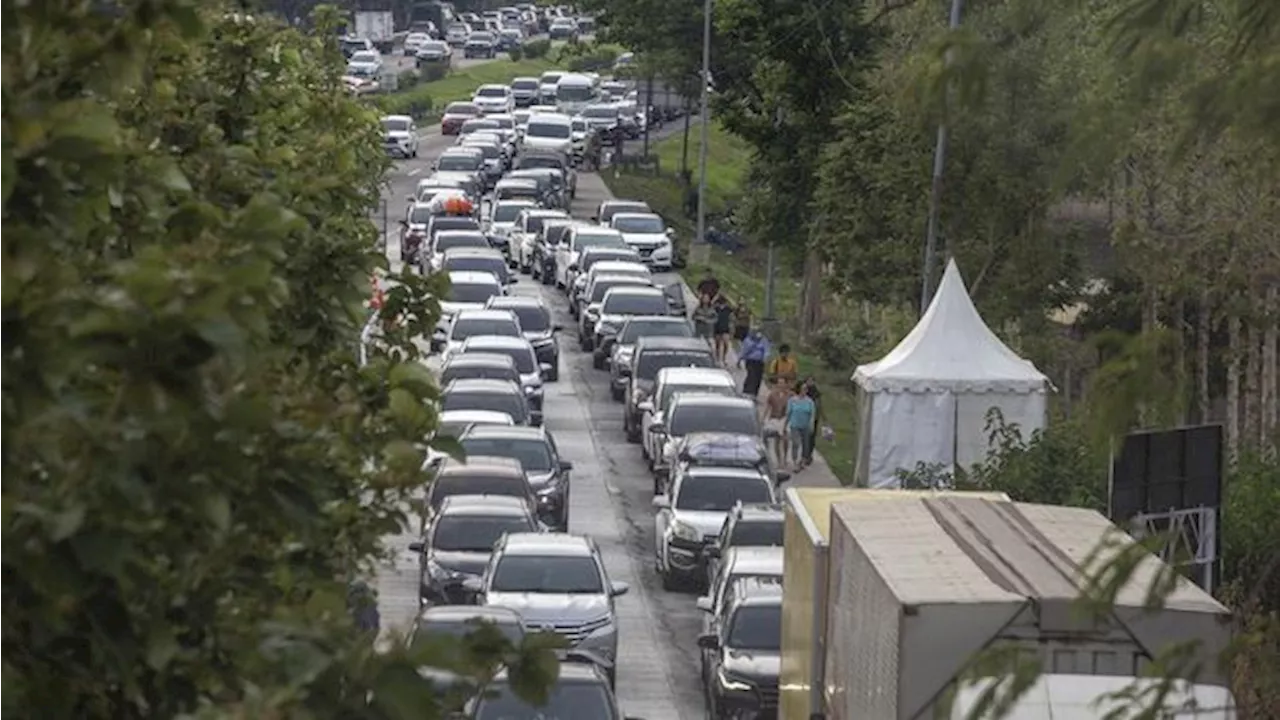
(440, 101, 481, 135)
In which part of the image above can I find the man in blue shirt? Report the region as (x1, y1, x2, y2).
(737, 328, 770, 398)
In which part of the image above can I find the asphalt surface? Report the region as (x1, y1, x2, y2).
(369, 68, 830, 719)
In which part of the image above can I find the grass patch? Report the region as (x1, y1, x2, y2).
(603, 133, 858, 483)
(371, 58, 556, 119)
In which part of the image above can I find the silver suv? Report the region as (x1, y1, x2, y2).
(464, 533, 629, 685)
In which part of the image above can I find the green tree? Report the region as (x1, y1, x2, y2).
(2, 3, 556, 717)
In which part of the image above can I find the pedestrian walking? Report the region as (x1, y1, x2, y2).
(347, 580, 380, 634)
(762, 377, 791, 467)
(693, 293, 716, 341)
(696, 266, 720, 300)
(785, 381, 817, 470)
(766, 344, 799, 386)
(732, 301, 751, 345)
(712, 293, 734, 365)
(801, 376, 826, 466)
(738, 327, 770, 398)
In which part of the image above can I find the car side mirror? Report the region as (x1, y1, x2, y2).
(408, 541, 425, 553)
(665, 228, 674, 236)
(775, 470, 792, 485)
(637, 400, 653, 413)
(610, 581, 630, 597)
(559, 460, 574, 472)
(651, 495, 670, 510)
(696, 633, 719, 650)
(705, 545, 721, 559)
(695, 596, 712, 613)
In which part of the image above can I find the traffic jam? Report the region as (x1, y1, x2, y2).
(378, 63, 789, 720)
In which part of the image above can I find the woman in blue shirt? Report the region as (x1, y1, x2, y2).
(785, 381, 817, 469)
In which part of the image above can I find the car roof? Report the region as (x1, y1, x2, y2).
(453, 308, 517, 322)
(591, 262, 648, 276)
(730, 576, 785, 605)
(624, 315, 688, 327)
(492, 661, 603, 684)
(447, 271, 502, 285)
(494, 199, 537, 208)
(443, 378, 522, 393)
(683, 465, 770, 481)
(656, 366, 734, 382)
(443, 353, 518, 369)
(487, 295, 546, 309)
(441, 145, 484, 155)
(572, 226, 623, 237)
(460, 424, 549, 442)
(724, 545, 785, 574)
(437, 454, 525, 475)
(611, 212, 663, 222)
(671, 393, 755, 409)
(603, 285, 664, 298)
(495, 177, 539, 187)
(477, 83, 509, 91)
(601, 199, 649, 210)
(500, 532, 593, 555)
(438, 494, 533, 516)
(461, 336, 532, 350)
(443, 247, 505, 259)
(522, 208, 569, 218)
(384, 114, 412, 122)
(438, 409, 515, 425)
(636, 337, 712, 352)
(418, 604, 523, 625)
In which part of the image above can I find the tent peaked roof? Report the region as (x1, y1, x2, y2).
(852, 259, 1048, 393)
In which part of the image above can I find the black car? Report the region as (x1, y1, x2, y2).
(698, 576, 782, 720)
(408, 604, 526, 647)
(440, 353, 522, 386)
(602, 316, 694, 398)
(622, 338, 717, 441)
(459, 425, 574, 531)
(468, 662, 642, 720)
(532, 219, 578, 286)
(410, 495, 541, 605)
(486, 295, 563, 381)
(441, 378, 539, 427)
(705, 502, 785, 590)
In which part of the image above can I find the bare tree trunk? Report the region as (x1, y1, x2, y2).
(1173, 295, 1187, 423)
(1245, 316, 1262, 448)
(1263, 285, 1278, 446)
(798, 249, 824, 342)
(1197, 290, 1212, 424)
(1227, 313, 1241, 458)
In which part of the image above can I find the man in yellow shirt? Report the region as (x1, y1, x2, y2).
(766, 344, 799, 386)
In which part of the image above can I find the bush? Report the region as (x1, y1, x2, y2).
(372, 86, 434, 119)
(507, 45, 524, 61)
(810, 303, 916, 370)
(396, 69, 419, 89)
(523, 38, 551, 58)
(567, 46, 618, 72)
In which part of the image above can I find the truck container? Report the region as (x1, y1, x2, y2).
(818, 495, 1233, 720)
(354, 9, 396, 53)
(780, 488, 1010, 720)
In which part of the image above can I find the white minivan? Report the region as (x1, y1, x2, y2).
(520, 112, 574, 156)
(555, 73, 598, 115)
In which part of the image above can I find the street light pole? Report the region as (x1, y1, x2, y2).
(692, 0, 712, 265)
(919, 0, 965, 317)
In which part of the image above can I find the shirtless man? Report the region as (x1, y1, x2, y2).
(762, 377, 791, 467)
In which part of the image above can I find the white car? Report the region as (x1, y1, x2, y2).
(521, 113, 574, 156)
(415, 39, 452, 63)
(640, 368, 737, 467)
(554, 226, 628, 289)
(472, 84, 515, 115)
(511, 208, 570, 272)
(439, 270, 504, 320)
(486, 199, 538, 247)
(537, 71, 565, 104)
(403, 32, 433, 55)
(609, 212, 675, 270)
(381, 115, 419, 159)
(652, 466, 777, 589)
(438, 308, 523, 363)
(648, 394, 762, 481)
(346, 50, 382, 77)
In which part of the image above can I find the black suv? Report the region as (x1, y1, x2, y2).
(698, 576, 782, 720)
(458, 424, 574, 531)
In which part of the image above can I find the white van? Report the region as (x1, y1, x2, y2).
(520, 112, 573, 155)
(555, 73, 598, 114)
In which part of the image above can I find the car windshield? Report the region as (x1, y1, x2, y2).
(727, 604, 781, 651)
(602, 293, 666, 315)
(675, 475, 772, 512)
(471, 346, 535, 374)
(558, 85, 594, 102)
(447, 283, 500, 304)
(517, 156, 564, 170)
(445, 256, 506, 278)
(476, 681, 614, 720)
(619, 320, 692, 344)
(432, 515, 535, 552)
(490, 116, 515, 129)
(498, 185, 538, 200)
(492, 203, 530, 223)
(422, 42, 447, 52)
(340, 39, 367, 53)
(512, 79, 539, 90)
(584, 254, 638, 272)
(589, 280, 645, 302)
(572, 119, 587, 132)
(452, 318, 519, 339)
(639, 354, 718, 382)
(477, 87, 507, 98)
(602, 204, 648, 222)
(669, 404, 759, 437)
(465, 143, 500, 159)
(437, 154, 482, 171)
(416, 617, 524, 645)
(490, 555, 603, 593)
(527, 122, 572, 139)
(441, 365, 519, 384)
(351, 51, 379, 63)
(583, 106, 617, 119)
(408, 206, 435, 224)
(446, 103, 478, 115)
(523, 214, 557, 234)
(471, 32, 493, 41)
(505, 305, 550, 332)
(574, 234, 625, 252)
(430, 475, 526, 508)
(461, 437, 554, 472)
(658, 382, 734, 409)
(541, 73, 564, 85)
(730, 520, 785, 547)
(435, 232, 486, 250)
(613, 215, 665, 234)
(382, 118, 410, 132)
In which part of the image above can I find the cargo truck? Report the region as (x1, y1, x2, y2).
(354, 8, 396, 53)
(784, 492, 1236, 720)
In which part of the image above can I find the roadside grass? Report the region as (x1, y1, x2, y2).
(603, 129, 859, 484)
(371, 58, 556, 118)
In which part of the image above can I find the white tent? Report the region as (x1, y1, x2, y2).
(851, 259, 1049, 488)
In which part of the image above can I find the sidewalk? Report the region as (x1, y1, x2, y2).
(676, 284, 841, 489)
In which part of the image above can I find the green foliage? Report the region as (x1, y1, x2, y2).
(397, 69, 421, 89)
(523, 38, 552, 58)
(507, 44, 525, 61)
(1, 2, 556, 717)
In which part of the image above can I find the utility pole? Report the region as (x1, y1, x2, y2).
(691, 0, 713, 266)
(643, 73, 655, 157)
(919, 0, 965, 317)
